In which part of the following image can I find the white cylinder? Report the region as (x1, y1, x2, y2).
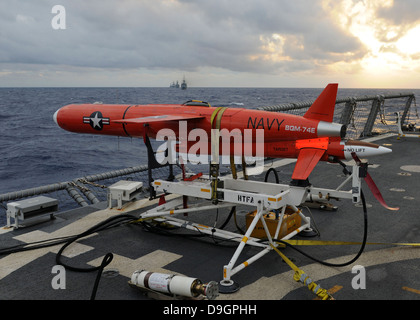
(169, 275, 197, 297)
(131, 270, 198, 297)
(317, 121, 346, 138)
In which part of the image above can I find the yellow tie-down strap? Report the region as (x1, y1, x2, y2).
(270, 239, 420, 300)
(209, 107, 228, 201)
(269, 243, 334, 300)
(210, 106, 224, 127)
(210, 106, 247, 181)
(282, 239, 420, 247)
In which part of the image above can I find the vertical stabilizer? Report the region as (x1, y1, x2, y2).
(303, 83, 338, 122)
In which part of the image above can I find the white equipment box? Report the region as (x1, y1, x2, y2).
(108, 180, 143, 209)
(7, 196, 58, 229)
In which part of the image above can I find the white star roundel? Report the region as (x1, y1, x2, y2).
(83, 111, 110, 130)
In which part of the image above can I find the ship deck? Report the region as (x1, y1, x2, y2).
(1, 133, 420, 303)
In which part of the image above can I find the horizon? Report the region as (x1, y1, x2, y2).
(0, 85, 419, 90)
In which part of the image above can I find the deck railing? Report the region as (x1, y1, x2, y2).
(258, 93, 417, 139)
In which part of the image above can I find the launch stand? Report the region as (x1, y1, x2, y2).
(139, 163, 363, 293)
(139, 113, 364, 293)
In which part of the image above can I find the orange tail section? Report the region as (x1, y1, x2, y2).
(303, 83, 338, 122)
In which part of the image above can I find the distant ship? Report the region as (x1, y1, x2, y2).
(169, 81, 180, 88)
(169, 78, 187, 89)
(181, 77, 187, 90)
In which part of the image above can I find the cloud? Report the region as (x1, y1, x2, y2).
(377, 0, 420, 26)
(0, 0, 366, 79)
(350, 0, 420, 43)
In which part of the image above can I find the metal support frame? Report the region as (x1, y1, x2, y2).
(220, 201, 310, 288)
(400, 95, 416, 126)
(143, 125, 175, 200)
(339, 98, 357, 127)
(361, 96, 384, 137)
(140, 164, 363, 288)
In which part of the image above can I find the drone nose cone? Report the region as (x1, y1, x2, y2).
(343, 141, 392, 160)
(53, 108, 60, 126)
(377, 146, 392, 156)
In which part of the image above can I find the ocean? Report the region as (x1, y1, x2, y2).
(1, 86, 418, 225)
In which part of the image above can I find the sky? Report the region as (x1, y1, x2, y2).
(1, 0, 420, 88)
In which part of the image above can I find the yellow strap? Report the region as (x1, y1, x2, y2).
(210, 107, 223, 127)
(215, 107, 227, 129)
(212, 107, 247, 181)
(270, 243, 300, 272)
(270, 243, 334, 300)
(210, 107, 228, 201)
(271, 238, 420, 299)
(282, 239, 420, 247)
(129, 217, 155, 224)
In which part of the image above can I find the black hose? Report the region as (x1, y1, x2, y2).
(0, 235, 76, 256)
(264, 168, 279, 183)
(55, 214, 137, 272)
(90, 253, 114, 300)
(275, 190, 368, 267)
(218, 206, 236, 230)
(54, 214, 136, 300)
(0, 213, 137, 299)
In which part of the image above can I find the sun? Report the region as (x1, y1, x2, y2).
(323, 0, 420, 87)
(395, 25, 420, 56)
